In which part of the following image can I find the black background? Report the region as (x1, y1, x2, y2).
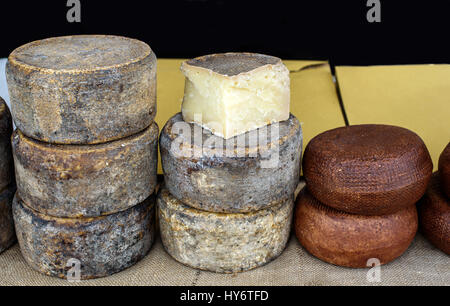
(0, 0, 448, 66)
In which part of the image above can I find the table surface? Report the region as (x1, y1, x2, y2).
(0, 59, 448, 286)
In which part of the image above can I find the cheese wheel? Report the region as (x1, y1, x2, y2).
(419, 173, 450, 254)
(303, 124, 433, 215)
(6, 35, 157, 144)
(439, 143, 450, 199)
(160, 113, 302, 213)
(158, 188, 293, 273)
(13, 194, 155, 280)
(0, 98, 13, 191)
(0, 186, 16, 254)
(12, 123, 158, 218)
(295, 189, 418, 268)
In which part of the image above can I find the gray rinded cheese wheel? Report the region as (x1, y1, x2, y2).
(158, 188, 294, 273)
(12, 123, 158, 218)
(160, 113, 302, 213)
(6, 35, 157, 144)
(0, 98, 13, 191)
(0, 186, 16, 254)
(13, 194, 156, 280)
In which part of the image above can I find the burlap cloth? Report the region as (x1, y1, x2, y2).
(0, 229, 448, 286)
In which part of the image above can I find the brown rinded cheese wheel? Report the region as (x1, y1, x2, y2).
(0, 98, 13, 191)
(158, 188, 293, 273)
(439, 143, 450, 199)
(160, 113, 302, 213)
(6, 35, 157, 144)
(0, 186, 16, 254)
(13, 194, 156, 280)
(12, 123, 158, 218)
(303, 124, 433, 215)
(419, 173, 450, 254)
(295, 188, 418, 268)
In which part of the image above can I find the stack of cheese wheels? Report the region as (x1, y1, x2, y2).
(418, 143, 450, 255)
(296, 125, 433, 268)
(6, 35, 159, 280)
(159, 53, 302, 273)
(0, 98, 15, 254)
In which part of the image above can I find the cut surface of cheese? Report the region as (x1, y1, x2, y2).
(160, 113, 302, 213)
(158, 188, 293, 273)
(419, 173, 450, 255)
(0, 98, 13, 191)
(181, 53, 290, 139)
(6, 35, 157, 144)
(0, 186, 15, 254)
(13, 194, 156, 280)
(12, 123, 159, 218)
(295, 188, 418, 268)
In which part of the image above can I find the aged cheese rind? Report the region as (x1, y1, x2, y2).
(13, 194, 155, 280)
(0, 98, 13, 191)
(158, 188, 293, 273)
(6, 35, 157, 144)
(439, 143, 450, 199)
(160, 113, 302, 213)
(303, 124, 433, 215)
(181, 53, 290, 139)
(419, 173, 450, 254)
(12, 123, 158, 218)
(295, 189, 418, 268)
(0, 186, 16, 254)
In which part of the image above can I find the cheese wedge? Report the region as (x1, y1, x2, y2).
(181, 53, 290, 139)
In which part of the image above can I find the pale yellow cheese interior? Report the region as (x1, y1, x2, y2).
(181, 60, 290, 139)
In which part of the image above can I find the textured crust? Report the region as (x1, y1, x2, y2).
(182, 52, 282, 77)
(439, 143, 450, 199)
(295, 189, 418, 268)
(303, 124, 433, 215)
(419, 173, 450, 254)
(160, 113, 302, 213)
(158, 188, 294, 273)
(6, 35, 157, 144)
(0, 186, 16, 254)
(12, 123, 159, 218)
(0, 98, 13, 191)
(13, 194, 156, 280)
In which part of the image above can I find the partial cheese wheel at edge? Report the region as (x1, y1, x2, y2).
(295, 188, 418, 268)
(439, 143, 450, 199)
(0, 98, 13, 191)
(6, 35, 157, 144)
(158, 188, 294, 273)
(0, 186, 16, 254)
(13, 194, 156, 280)
(12, 123, 159, 218)
(160, 113, 302, 213)
(303, 124, 433, 215)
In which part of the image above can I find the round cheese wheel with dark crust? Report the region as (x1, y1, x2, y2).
(158, 188, 294, 273)
(295, 189, 418, 268)
(0, 186, 16, 254)
(303, 124, 433, 215)
(12, 123, 158, 218)
(13, 194, 156, 280)
(160, 113, 302, 213)
(419, 173, 449, 254)
(0, 98, 13, 191)
(439, 143, 450, 199)
(6, 35, 157, 144)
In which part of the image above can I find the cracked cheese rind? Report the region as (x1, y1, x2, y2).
(13, 194, 156, 280)
(12, 123, 159, 218)
(0, 98, 13, 191)
(6, 35, 157, 144)
(0, 186, 16, 254)
(158, 188, 294, 273)
(295, 188, 418, 268)
(181, 53, 290, 139)
(160, 113, 302, 213)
